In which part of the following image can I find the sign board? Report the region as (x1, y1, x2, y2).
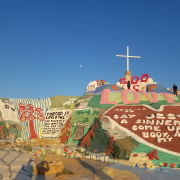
(104, 105, 180, 156)
(41, 110, 72, 138)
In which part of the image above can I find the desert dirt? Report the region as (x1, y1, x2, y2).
(0, 139, 140, 180)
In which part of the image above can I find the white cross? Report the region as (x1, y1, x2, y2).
(116, 46, 141, 71)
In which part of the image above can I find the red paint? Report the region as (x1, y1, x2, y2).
(141, 74, 149, 82)
(133, 154, 138, 157)
(27, 108, 34, 113)
(80, 115, 102, 147)
(105, 136, 114, 155)
(131, 76, 139, 84)
(29, 120, 38, 139)
(35, 108, 43, 113)
(119, 78, 127, 84)
(19, 108, 26, 114)
(147, 149, 159, 160)
(18, 103, 45, 139)
(164, 163, 168, 167)
(38, 113, 44, 121)
(20, 114, 27, 122)
(170, 163, 176, 168)
(59, 117, 72, 143)
(133, 85, 140, 91)
(68, 152, 73, 156)
(27, 104, 34, 108)
(28, 114, 35, 121)
(64, 148, 68, 152)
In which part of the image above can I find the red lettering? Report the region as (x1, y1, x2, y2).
(131, 76, 139, 84)
(119, 78, 127, 84)
(133, 85, 140, 91)
(141, 74, 149, 82)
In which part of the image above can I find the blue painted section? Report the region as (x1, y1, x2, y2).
(146, 84, 172, 94)
(107, 163, 180, 180)
(84, 84, 121, 94)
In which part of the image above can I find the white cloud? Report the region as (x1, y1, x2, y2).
(80, 65, 82, 67)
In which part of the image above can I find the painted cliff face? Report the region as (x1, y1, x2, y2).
(104, 105, 180, 156)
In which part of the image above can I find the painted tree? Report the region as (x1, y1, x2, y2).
(18, 103, 44, 139)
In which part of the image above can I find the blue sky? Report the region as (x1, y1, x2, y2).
(0, 0, 180, 99)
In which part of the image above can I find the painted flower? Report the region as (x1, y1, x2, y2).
(170, 163, 176, 168)
(6, 124, 9, 128)
(34, 153, 38, 157)
(178, 164, 180, 168)
(18, 126, 22, 130)
(159, 163, 163, 166)
(94, 149, 97, 152)
(10, 125, 13, 128)
(64, 148, 68, 152)
(87, 147, 90, 151)
(68, 152, 73, 156)
(164, 163, 168, 167)
(8, 134, 14, 139)
(15, 124, 18, 126)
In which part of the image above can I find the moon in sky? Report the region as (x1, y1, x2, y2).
(80, 65, 82, 67)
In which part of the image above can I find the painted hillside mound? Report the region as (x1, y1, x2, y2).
(0, 74, 180, 169)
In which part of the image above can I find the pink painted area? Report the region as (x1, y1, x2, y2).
(160, 93, 179, 104)
(140, 91, 158, 103)
(100, 89, 117, 105)
(121, 89, 140, 104)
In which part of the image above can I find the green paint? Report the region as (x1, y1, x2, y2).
(132, 143, 180, 167)
(87, 94, 114, 110)
(50, 95, 80, 109)
(67, 123, 89, 144)
(70, 109, 100, 125)
(109, 93, 122, 103)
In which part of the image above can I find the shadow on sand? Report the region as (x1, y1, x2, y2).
(76, 158, 114, 180)
(15, 160, 50, 180)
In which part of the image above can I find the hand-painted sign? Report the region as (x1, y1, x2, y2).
(117, 74, 157, 91)
(41, 110, 72, 139)
(86, 80, 106, 93)
(100, 89, 179, 105)
(104, 105, 180, 156)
